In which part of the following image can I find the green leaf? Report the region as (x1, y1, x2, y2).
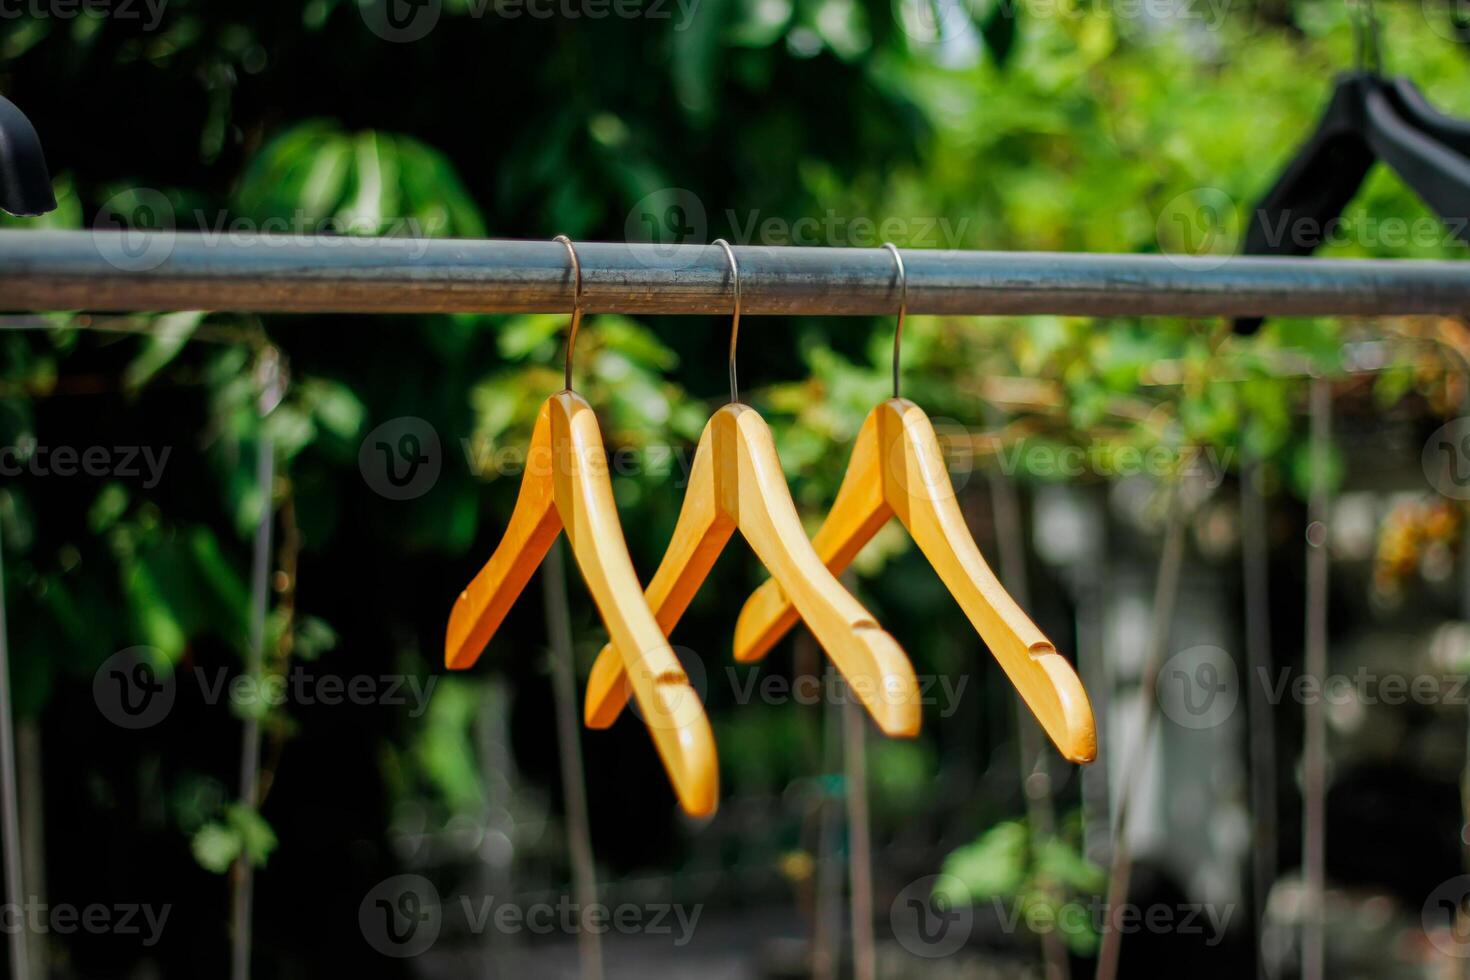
(123, 311, 204, 392)
(191, 823, 242, 874)
(228, 804, 279, 867)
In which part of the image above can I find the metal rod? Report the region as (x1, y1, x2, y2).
(1301, 377, 1332, 980)
(1095, 485, 1188, 980)
(0, 520, 31, 980)
(2, 232, 1469, 317)
(231, 351, 280, 980)
(1241, 450, 1278, 980)
(542, 540, 604, 980)
(842, 692, 874, 980)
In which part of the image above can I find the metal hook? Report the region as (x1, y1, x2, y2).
(714, 239, 741, 404)
(883, 243, 907, 400)
(554, 235, 583, 392)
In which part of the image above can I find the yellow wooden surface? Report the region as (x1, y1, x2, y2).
(445, 392, 719, 815)
(733, 399, 1096, 763)
(584, 403, 922, 738)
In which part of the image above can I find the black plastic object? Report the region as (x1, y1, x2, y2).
(0, 95, 55, 217)
(1235, 72, 1470, 333)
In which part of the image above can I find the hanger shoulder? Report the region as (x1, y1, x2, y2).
(878, 399, 1095, 763)
(1386, 78, 1470, 158)
(584, 421, 736, 729)
(445, 398, 561, 670)
(719, 404, 920, 737)
(732, 406, 892, 664)
(1364, 83, 1470, 237)
(548, 392, 719, 816)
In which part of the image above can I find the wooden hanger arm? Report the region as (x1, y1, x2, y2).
(733, 409, 892, 664)
(445, 402, 560, 671)
(549, 392, 719, 815)
(720, 405, 921, 738)
(584, 426, 735, 729)
(880, 399, 1096, 763)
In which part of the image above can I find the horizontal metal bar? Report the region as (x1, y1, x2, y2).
(0, 231, 1466, 318)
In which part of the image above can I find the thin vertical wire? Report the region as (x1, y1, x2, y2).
(714, 240, 740, 404)
(882, 243, 906, 401)
(0, 509, 30, 980)
(988, 466, 1069, 980)
(1241, 450, 1278, 980)
(842, 694, 874, 980)
(813, 657, 843, 980)
(1458, 361, 1470, 980)
(232, 349, 281, 980)
(1301, 377, 1331, 980)
(554, 236, 583, 394)
(1095, 483, 1187, 980)
(543, 539, 603, 980)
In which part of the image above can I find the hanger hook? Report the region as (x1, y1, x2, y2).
(714, 239, 741, 404)
(554, 235, 583, 392)
(883, 243, 907, 400)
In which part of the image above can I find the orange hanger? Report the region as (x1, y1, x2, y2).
(734, 245, 1095, 763)
(581, 241, 922, 738)
(445, 236, 718, 816)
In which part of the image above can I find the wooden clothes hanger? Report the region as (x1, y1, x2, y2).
(581, 241, 922, 738)
(733, 245, 1095, 763)
(445, 236, 719, 817)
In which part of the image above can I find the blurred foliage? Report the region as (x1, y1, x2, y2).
(938, 814, 1106, 954)
(0, 0, 1467, 970)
